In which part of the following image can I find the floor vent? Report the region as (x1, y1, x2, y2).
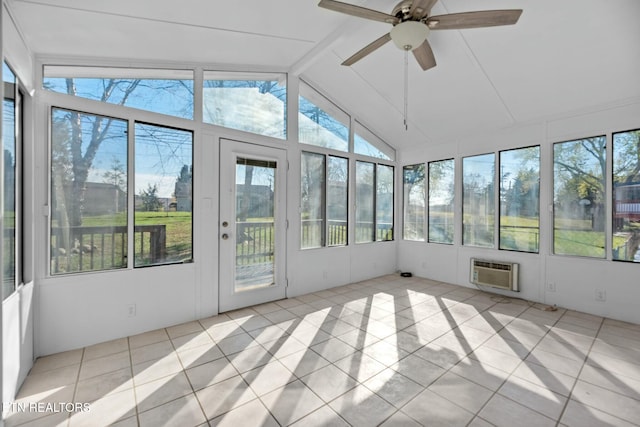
(470, 258, 519, 292)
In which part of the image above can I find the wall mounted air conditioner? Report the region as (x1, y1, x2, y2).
(470, 258, 519, 292)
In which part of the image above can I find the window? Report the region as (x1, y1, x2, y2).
(301, 152, 325, 249)
(376, 164, 394, 241)
(203, 71, 286, 139)
(428, 159, 455, 244)
(356, 161, 375, 243)
(300, 152, 348, 249)
(134, 123, 193, 266)
(403, 164, 425, 241)
(43, 66, 194, 119)
(298, 82, 349, 152)
(553, 136, 606, 258)
(3, 62, 21, 299)
(463, 153, 495, 247)
(612, 129, 640, 262)
(50, 108, 128, 274)
(355, 161, 394, 243)
(354, 121, 394, 160)
(499, 147, 540, 252)
(327, 156, 348, 246)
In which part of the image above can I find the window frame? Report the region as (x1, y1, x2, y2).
(428, 158, 455, 245)
(49, 106, 130, 275)
(48, 106, 196, 276)
(353, 120, 395, 161)
(498, 145, 541, 254)
(354, 160, 395, 244)
(403, 163, 426, 242)
(376, 163, 395, 242)
(2, 61, 24, 298)
(202, 70, 287, 140)
(298, 81, 350, 153)
(300, 150, 349, 249)
(133, 120, 194, 268)
(43, 65, 195, 120)
(611, 128, 640, 263)
(552, 135, 607, 259)
(462, 152, 496, 248)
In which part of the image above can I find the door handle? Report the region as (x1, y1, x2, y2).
(221, 234, 229, 240)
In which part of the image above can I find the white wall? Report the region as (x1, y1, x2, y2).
(398, 100, 640, 325)
(287, 243, 397, 298)
(2, 1, 35, 404)
(31, 69, 399, 356)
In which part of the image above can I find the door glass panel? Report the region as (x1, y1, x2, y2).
(235, 158, 276, 291)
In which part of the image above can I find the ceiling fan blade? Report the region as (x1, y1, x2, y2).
(427, 10, 522, 30)
(410, 0, 439, 19)
(318, 0, 399, 24)
(412, 40, 437, 71)
(342, 33, 392, 66)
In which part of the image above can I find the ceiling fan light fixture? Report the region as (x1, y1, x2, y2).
(390, 21, 430, 50)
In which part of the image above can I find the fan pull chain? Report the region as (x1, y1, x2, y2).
(403, 49, 409, 131)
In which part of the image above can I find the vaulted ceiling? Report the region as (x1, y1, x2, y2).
(7, 0, 640, 151)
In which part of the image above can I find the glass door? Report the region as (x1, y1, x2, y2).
(219, 139, 287, 312)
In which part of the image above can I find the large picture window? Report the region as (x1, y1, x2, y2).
(463, 154, 495, 247)
(499, 147, 540, 252)
(134, 123, 193, 266)
(403, 164, 425, 241)
(50, 108, 128, 274)
(43, 66, 194, 119)
(612, 129, 640, 262)
(553, 136, 606, 258)
(428, 159, 455, 244)
(203, 72, 286, 139)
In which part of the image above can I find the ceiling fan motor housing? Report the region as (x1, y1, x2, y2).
(392, 0, 419, 21)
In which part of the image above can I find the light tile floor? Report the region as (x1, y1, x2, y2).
(4, 275, 640, 426)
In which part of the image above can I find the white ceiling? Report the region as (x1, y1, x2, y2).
(7, 0, 640, 151)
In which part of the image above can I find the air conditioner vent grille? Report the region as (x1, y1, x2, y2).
(470, 258, 519, 292)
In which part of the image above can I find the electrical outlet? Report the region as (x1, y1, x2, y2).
(547, 282, 556, 292)
(127, 304, 136, 317)
(595, 289, 606, 302)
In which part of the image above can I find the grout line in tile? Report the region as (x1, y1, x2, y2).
(554, 314, 605, 424)
(126, 335, 141, 427)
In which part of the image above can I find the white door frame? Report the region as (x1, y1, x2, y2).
(218, 139, 287, 312)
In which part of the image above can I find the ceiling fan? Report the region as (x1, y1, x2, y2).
(318, 0, 523, 71)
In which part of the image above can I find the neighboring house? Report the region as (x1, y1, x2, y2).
(76, 182, 127, 216)
(236, 184, 273, 219)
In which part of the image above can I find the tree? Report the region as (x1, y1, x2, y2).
(614, 130, 640, 184)
(139, 184, 162, 212)
(58, 78, 140, 227)
(102, 157, 126, 191)
(554, 137, 606, 231)
(51, 76, 194, 228)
